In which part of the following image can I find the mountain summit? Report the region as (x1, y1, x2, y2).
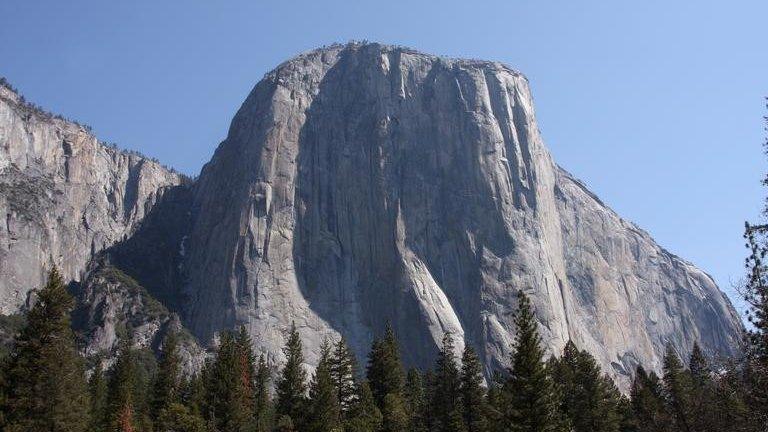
(0, 43, 743, 387)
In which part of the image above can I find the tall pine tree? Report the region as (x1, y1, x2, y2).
(461, 345, 488, 432)
(366, 324, 405, 409)
(550, 340, 623, 432)
(276, 322, 308, 428)
(630, 366, 670, 432)
(254, 353, 273, 432)
(2, 268, 91, 432)
(662, 344, 693, 432)
(330, 337, 358, 418)
(308, 339, 341, 432)
(204, 329, 256, 431)
(431, 332, 465, 432)
(502, 290, 564, 432)
(366, 324, 407, 432)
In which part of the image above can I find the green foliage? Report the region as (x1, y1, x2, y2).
(153, 332, 183, 420)
(308, 339, 341, 432)
(461, 346, 488, 432)
(405, 369, 428, 432)
(254, 353, 273, 432)
(630, 366, 670, 432)
(662, 344, 694, 432)
(501, 290, 565, 432)
(2, 268, 92, 432)
(345, 381, 382, 432)
(330, 337, 358, 418)
(430, 332, 464, 432)
(107, 345, 143, 432)
(550, 340, 623, 432)
(366, 324, 405, 410)
(89, 364, 109, 432)
(276, 322, 308, 427)
(156, 402, 207, 432)
(203, 328, 256, 431)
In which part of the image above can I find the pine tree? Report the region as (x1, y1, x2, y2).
(254, 354, 273, 432)
(685, 343, 716, 432)
(155, 402, 207, 432)
(662, 344, 693, 432)
(431, 332, 465, 432)
(550, 340, 622, 432)
(276, 322, 308, 427)
(743, 219, 768, 427)
(630, 366, 670, 432)
(330, 337, 358, 417)
(366, 324, 405, 409)
(404, 369, 428, 432)
(345, 381, 382, 432)
(308, 339, 341, 432)
(486, 371, 508, 432)
(153, 332, 183, 420)
(366, 324, 407, 432)
(381, 392, 408, 432)
(461, 345, 488, 432)
(204, 329, 256, 431)
(502, 290, 564, 432)
(2, 268, 91, 432)
(89, 364, 109, 432)
(107, 345, 141, 432)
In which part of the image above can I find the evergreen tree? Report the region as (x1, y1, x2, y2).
(153, 332, 183, 420)
(502, 290, 564, 432)
(404, 369, 428, 432)
(330, 337, 358, 417)
(155, 402, 207, 432)
(204, 330, 256, 431)
(685, 343, 716, 432)
(254, 354, 273, 432)
(662, 344, 693, 432)
(486, 371, 508, 432)
(431, 332, 465, 432)
(366, 324, 407, 432)
(366, 324, 405, 409)
(276, 322, 308, 427)
(345, 381, 382, 432)
(461, 346, 488, 432)
(107, 345, 141, 432)
(89, 364, 109, 432)
(2, 268, 91, 432)
(381, 392, 409, 432)
(551, 340, 622, 432)
(308, 339, 341, 432)
(629, 366, 670, 432)
(743, 219, 768, 427)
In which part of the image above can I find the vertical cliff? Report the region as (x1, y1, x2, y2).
(0, 82, 182, 313)
(178, 43, 742, 384)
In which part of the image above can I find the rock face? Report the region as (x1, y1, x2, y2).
(0, 43, 745, 387)
(0, 83, 182, 313)
(178, 43, 743, 384)
(73, 262, 206, 374)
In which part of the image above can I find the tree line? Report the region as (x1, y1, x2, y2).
(0, 266, 766, 432)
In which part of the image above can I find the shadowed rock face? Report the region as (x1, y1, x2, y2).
(0, 83, 182, 314)
(180, 43, 743, 385)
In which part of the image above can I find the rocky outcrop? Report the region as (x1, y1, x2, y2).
(179, 43, 743, 385)
(0, 82, 182, 314)
(73, 263, 205, 374)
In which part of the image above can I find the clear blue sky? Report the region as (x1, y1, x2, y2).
(1, 1, 766, 318)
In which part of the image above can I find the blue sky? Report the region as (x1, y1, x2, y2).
(1, 1, 766, 318)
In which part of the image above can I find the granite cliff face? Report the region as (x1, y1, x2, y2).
(178, 43, 743, 382)
(0, 83, 182, 313)
(0, 43, 744, 386)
